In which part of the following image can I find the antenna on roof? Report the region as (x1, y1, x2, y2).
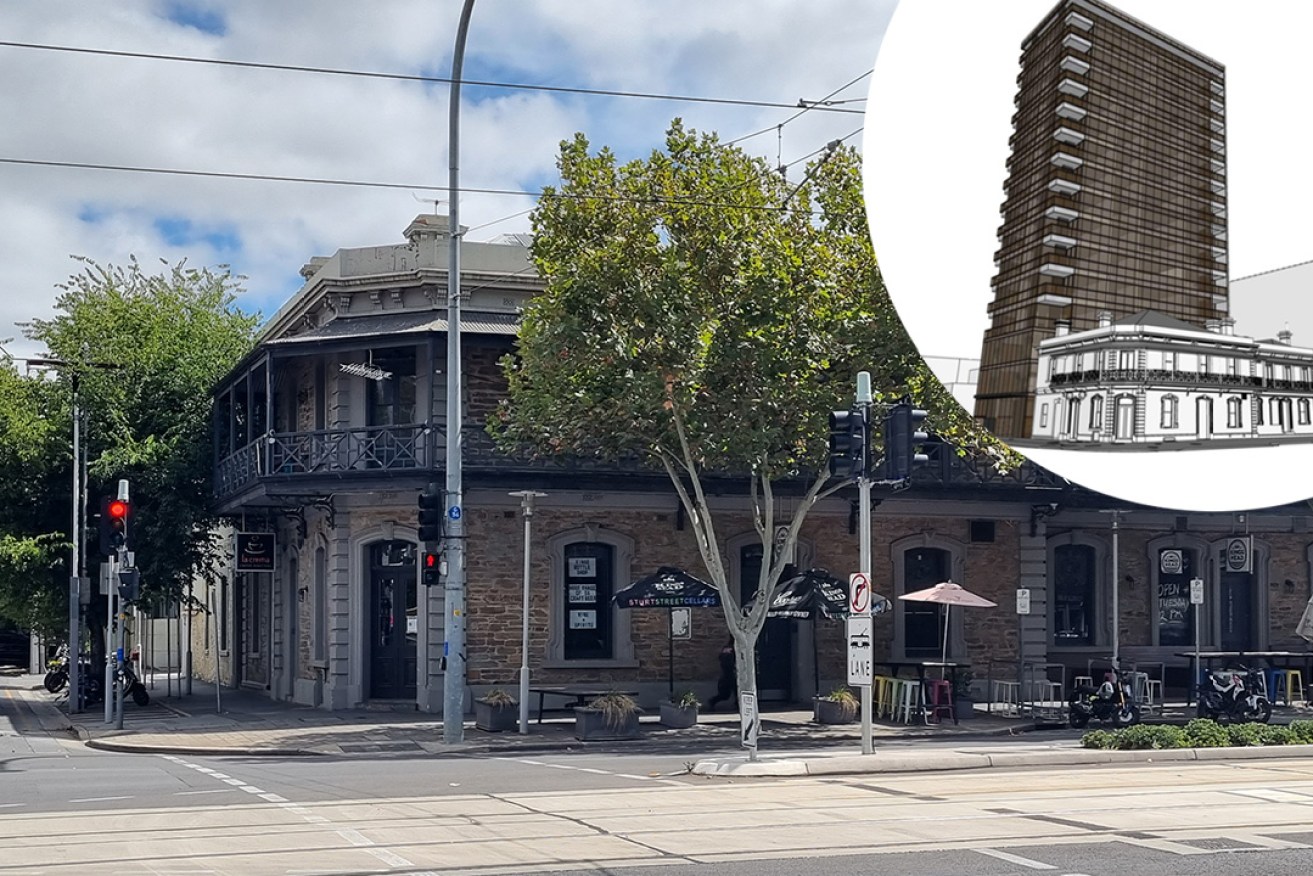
(411, 192, 442, 215)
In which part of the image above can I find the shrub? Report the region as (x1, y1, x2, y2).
(1184, 718, 1229, 748)
(1112, 724, 1186, 750)
(1226, 722, 1265, 747)
(1260, 724, 1294, 746)
(674, 690, 700, 709)
(1288, 720, 1313, 744)
(1081, 729, 1115, 749)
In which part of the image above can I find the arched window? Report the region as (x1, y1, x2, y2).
(1089, 394, 1104, 431)
(1227, 396, 1243, 429)
(891, 535, 966, 660)
(1300, 398, 1311, 426)
(1053, 543, 1096, 646)
(547, 527, 636, 666)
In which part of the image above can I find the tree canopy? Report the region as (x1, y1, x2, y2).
(0, 257, 258, 636)
(493, 121, 1011, 705)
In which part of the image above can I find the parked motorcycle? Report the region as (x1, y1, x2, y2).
(118, 658, 150, 707)
(1069, 669, 1140, 728)
(1196, 664, 1271, 724)
(43, 644, 70, 693)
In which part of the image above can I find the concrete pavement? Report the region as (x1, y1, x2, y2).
(8, 672, 1313, 778)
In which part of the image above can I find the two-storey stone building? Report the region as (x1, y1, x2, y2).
(199, 215, 1313, 715)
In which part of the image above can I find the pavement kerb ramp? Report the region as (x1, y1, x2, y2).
(691, 742, 1313, 777)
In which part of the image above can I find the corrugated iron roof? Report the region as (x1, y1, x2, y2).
(269, 310, 519, 345)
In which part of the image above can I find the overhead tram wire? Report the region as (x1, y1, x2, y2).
(0, 40, 861, 115)
(725, 68, 871, 147)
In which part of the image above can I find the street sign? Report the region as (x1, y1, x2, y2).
(1190, 577, 1204, 605)
(449, 506, 462, 520)
(849, 572, 872, 616)
(1016, 588, 1031, 615)
(739, 692, 758, 750)
(846, 616, 874, 686)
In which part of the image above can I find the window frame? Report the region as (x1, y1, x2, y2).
(545, 526, 637, 668)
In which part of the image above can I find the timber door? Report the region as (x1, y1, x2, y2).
(1219, 568, 1256, 651)
(740, 544, 793, 702)
(368, 541, 418, 700)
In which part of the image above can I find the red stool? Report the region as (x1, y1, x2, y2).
(925, 679, 955, 724)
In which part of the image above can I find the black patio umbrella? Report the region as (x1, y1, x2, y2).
(750, 566, 891, 695)
(613, 566, 722, 699)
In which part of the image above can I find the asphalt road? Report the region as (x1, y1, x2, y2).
(9, 688, 1313, 875)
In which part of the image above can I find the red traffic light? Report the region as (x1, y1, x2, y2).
(424, 551, 438, 569)
(108, 500, 129, 519)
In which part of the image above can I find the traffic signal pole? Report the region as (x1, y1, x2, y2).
(68, 379, 80, 713)
(855, 372, 874, 757)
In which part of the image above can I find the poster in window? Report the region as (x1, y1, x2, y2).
(569, 609, 597, 629)
(568, 583, 597, 604)
(671, 607, 692, 640)
(568, 557, 597, 578)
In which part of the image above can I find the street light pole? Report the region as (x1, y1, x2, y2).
(856, 372, 874, 756)
(510, 490, 546, 734)
(68, 376, 81, 712)
(443, 0, 477, 745)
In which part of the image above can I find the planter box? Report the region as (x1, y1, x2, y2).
(814, 697, 858, 725)
(474, 699, 519, 732)
(659, 701, 698, 729)
(574, 706, 641, 741)
(955, 698, 976, 720)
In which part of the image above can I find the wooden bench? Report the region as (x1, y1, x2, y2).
(529, 686, 639, 724)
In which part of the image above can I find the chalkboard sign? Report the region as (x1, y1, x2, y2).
(1157, 548, 1194, 646)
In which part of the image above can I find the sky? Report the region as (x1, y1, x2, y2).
(863, 1, 1313, 512)
(0, 0, 894, 361)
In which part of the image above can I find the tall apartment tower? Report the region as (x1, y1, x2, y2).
(974, 0, 1228, 439)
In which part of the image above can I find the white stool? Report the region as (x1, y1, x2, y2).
(992, 680, 1020, 715)
(893, 679, 922, 724)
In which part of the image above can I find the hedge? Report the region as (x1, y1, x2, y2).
(1080, 719, 1313, 750)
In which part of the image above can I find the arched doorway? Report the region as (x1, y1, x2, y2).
(367, 540, 418, 699)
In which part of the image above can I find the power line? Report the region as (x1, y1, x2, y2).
(726, 69, 871, 147)
(0, 40, 863, 115)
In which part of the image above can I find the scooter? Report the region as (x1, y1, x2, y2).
(1196, 664, 1271, 724)
(1069, 667, 1140, 728)
(118, 658, 151, 707)
(43, 644, 70, 693)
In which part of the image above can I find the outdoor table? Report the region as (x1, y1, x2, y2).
(874, 660, 967, 725)
(1173, 651, 1313, 699)
(528, 686, 639, 724)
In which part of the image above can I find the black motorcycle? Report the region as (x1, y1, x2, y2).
(43, 645, 69, 693)
(118, 659, 151, 707)
(1069, 669, 1140, 728)
(1196, 664, 1271, 724)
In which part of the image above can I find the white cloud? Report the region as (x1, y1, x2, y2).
(0, 1, 891, 358)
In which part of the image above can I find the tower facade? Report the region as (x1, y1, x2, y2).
(974, 0, 1228, 439)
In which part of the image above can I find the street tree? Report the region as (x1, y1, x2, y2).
(0, 256, 258, 639)
(493, 121, 1011, 709)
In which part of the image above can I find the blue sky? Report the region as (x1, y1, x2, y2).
(0, 1, 892, 353)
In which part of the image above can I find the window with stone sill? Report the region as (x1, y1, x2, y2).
(546, 527, 635, 666)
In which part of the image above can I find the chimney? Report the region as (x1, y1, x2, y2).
(1055, 320, 1071, 337)
(1097, 311, 1112, 329)
(1278, 328, 1293, 345)
(403, 213, 451, 244)
(1205, 319, 1222, 333)
(1221, 317, 1236, 336)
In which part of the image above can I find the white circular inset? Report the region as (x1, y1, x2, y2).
(864, 1, 1313, 512)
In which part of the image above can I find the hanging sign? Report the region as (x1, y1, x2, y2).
(1160, 549, 1183, 575)
(235, 533, 275, 572)
(1224, 536, 1252, 573)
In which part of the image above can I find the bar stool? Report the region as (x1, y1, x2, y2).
(892, 678, 921, 724)
(1273, 670, 1305, 706)
(925, 679, 955, 724)
(874, 675, 896, 719)
(992, 680, 1020, 715)
(1074, 675, 1094, 688)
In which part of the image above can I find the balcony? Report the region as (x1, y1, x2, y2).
(1211, 158, 1226, 175)
(1039, 263, 1076, 279)
(1212, 80, 1224, 95)
(1045, 205, 1080, 222)
(1062, 33, 1093, 53)
(1210, 200, 1227, 217)
(1066, 11, 1094, 30)
(1043, 233, 1078, 250)
(1058, 78, 1089, 98)
(1211, 117, 1225, 133)
(1048, 178, 1082, 196)
(1053, 126, 1086, 146)
(1050, 369, 1267, 390)
(1051, 151, 1084, 170)
(1210, 99, 1225, 115)
(1212, 246, 1228, 263)
(1211, 137, 1226, 154)
(1059, 56, 1091, 76)
(1210, 179, 1226, 195)
(1055, 101, 1087, 121)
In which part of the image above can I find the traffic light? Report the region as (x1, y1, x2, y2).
(417, 483, 444, 544)
(98, 496, 131, 556)
(421, 550, 442, 587)
(884, 398, 930, 482)
(117, 568, 141, 603)
(827, 408, 868, 479)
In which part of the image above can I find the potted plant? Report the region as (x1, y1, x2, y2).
(575, 691, 642, 740)
(659, 690, 700, 729)
(474, 688, 519, 732)
(953, 670, 977, 720)
(815, 686, 859, 725)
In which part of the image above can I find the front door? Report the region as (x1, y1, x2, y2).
(740, 545, 793, 702)
(1219, 567, 1256, 651)
(368, 541, 418, 700)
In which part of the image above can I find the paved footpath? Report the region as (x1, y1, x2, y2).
(7, 671, 1313, 778)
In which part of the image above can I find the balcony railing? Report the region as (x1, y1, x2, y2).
(216, 424, 437, 498)
(1049, 369, 1270, 389)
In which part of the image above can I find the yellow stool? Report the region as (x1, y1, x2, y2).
(874, 676, 896, 719)
(1274, 670, 1305, 706)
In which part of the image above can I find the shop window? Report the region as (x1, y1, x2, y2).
(1053, 544, 1096, 646)
(903, 547, 949, 659)
(313, 545, 327, 662)
(1155, 548, 1196, 648)
(563, 543, 615, 660)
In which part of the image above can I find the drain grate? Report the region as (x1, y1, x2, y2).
(1175, 837, 1263, 851)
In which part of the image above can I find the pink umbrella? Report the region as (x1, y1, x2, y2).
(899, 580, 997, 665)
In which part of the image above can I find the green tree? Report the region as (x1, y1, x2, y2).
(494, 121, 1011, 713)
(0, 256, 259, 640)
